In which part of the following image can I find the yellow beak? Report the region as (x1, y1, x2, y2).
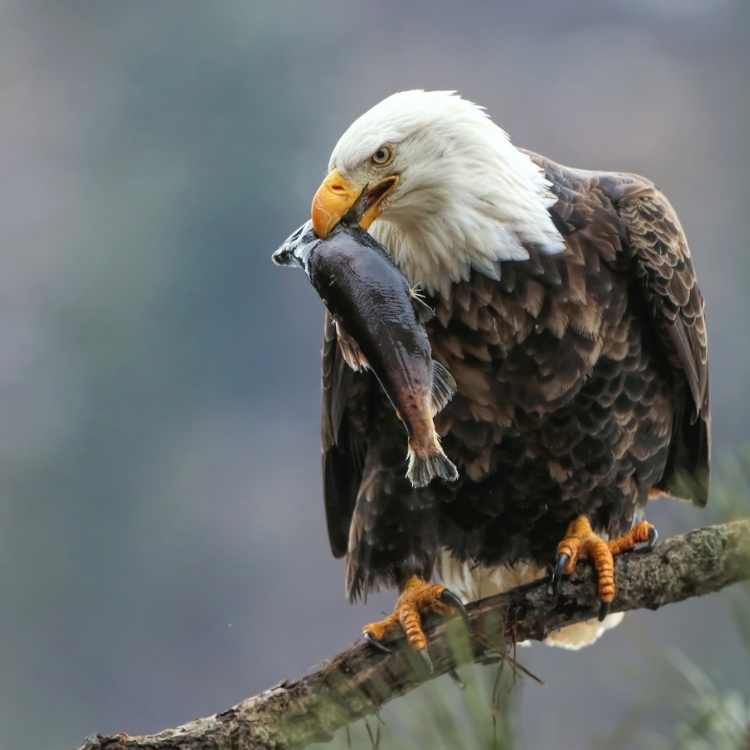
(310, 168, 399, 238)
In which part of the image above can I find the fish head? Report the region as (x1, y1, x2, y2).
(272, 219, 319, 272)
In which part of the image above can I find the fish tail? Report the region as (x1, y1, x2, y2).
(406, 438, 459, 488)
(430, 360, 457, 416)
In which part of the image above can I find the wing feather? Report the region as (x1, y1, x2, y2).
(619, 182, 710, 504)
(321, 312, 372, 557)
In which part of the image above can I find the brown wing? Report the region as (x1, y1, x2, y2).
(321, 312, 372, 557)
(618, 181, 710, 505)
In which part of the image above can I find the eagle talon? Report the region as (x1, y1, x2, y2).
(646, 526, 659, 550)
(598, 601, 611, 622)
(361, 576, 458, 661)
(415, 647, 434, 674)
(554, 516, 658, 621)
(363, 631, 393, 654)
(549, 552, 570, 597)
(439, 588, 470, 629)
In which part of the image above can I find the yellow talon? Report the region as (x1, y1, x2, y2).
(363, 575, 457, 652)
(554, 515, 656, 607)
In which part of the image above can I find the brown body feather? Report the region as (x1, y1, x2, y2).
(321, 153, 710, 599)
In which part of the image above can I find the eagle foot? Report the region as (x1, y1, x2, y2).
(549, 516, 657, 619)
(362, 576, 468, 662)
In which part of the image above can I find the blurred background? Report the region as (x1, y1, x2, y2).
(2, 1, 749, 748)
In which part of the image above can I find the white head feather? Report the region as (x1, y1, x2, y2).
(328, 90, 564, 296)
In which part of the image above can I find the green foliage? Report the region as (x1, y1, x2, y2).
(643, 653, 750, 750)
(623, 451, 750, 749)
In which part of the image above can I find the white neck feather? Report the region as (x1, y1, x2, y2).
(359, 93, 564, 297)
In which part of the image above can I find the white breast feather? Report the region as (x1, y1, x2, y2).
(438, 551, 624, 650)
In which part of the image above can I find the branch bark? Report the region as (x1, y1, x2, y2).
(78, 520, 750, 750)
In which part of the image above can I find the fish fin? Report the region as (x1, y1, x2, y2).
(409, 284, 426, 301)
(430, 360, 457, 415)
(410, 286, 435, 324)
(335, 320, 368, 372)
(406, 442, 459, 488)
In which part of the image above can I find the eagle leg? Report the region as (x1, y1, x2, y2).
(362, 575, 467, 662)
(551, 516, 657, 621)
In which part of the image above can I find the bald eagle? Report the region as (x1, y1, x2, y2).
(309, 91, 709, 650)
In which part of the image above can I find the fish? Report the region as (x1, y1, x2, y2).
(273, 219, 459, 488)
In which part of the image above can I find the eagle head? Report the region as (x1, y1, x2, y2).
(311, 90, 564, 296)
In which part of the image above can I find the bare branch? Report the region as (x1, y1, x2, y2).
(78, 521, 750, 750)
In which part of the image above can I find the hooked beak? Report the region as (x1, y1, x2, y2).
(310, 168, 399, 238)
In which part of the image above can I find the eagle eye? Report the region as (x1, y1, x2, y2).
(371, 145, 394, 166)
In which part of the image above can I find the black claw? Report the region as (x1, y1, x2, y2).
(440, 589, 471, 629)
(415, 647, 434, 674)
(598, 601, 611, 622)
(646, 526, 659, 550)
(548, 553, 569, 596)
(447, 668, 465, 689)
(363, 632, 392, 655)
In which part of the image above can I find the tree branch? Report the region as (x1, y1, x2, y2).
(78, 520, 750, 750)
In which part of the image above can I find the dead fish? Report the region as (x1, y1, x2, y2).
(273, 220, 459, 488)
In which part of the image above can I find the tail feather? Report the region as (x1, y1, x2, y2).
(406, 442, 459, 488)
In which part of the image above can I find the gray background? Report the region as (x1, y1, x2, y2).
(1, 1, 748, 748)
